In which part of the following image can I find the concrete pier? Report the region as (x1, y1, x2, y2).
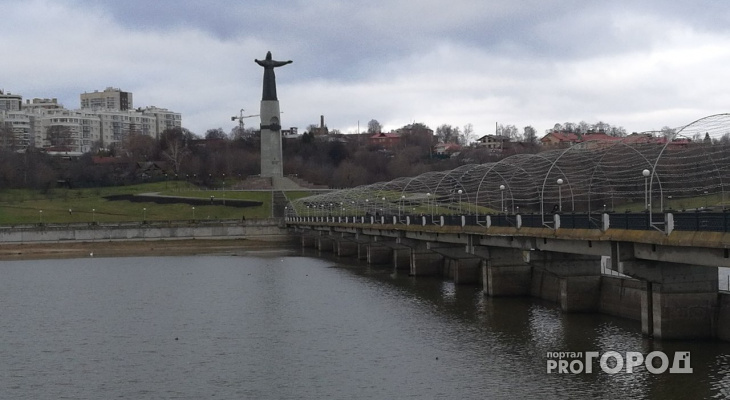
(530, 251, 602, 312)
(410, 250, 443, 276)
(393, 247, 411, 271)
(450, 257, 482, 284)
(480, 248, 532, 296)
(316, 236, 334, 252)
(367, 244, 393, 265)
(335, 238, 358, 257)
(621, 260, 718, 339)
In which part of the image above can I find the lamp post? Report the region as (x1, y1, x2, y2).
(143, 207, 147, 222)
(92, 208, 96, 223)
(642, 169, 650, 211)
(400, 195, 405, 218)
(426, 193, 431, 217)
(557, 178, 564, 212)
(457, 189, 463, 214)
(192, 206, 196, 220)
(39, 209, 43, 224)
(499, 185, 505, 214)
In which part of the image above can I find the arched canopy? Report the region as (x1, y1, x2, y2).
(288, 114, 730, 217)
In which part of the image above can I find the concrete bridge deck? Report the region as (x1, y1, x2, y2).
(289, 212, 730, 341)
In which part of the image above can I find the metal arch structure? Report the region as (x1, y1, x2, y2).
(288, 114, 730, 222)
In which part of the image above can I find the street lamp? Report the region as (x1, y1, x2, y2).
(39, 210, 43, 224)
(499, 185, 505, 214)
(557, 178, 564, 212)
(192, 206, 196, 220)
(143, 207, 147, 222)
(457, 189, 463, 214)
(400, 195, 405, 218)
(426, 193, 431, 217)
(642, 169, 650, 211)
(92, 208, 96, 223)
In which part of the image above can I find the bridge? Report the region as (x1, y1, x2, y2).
(285, 114, 730, 341)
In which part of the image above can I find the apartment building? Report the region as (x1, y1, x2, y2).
(138, 106, 182, 139)
(0, 88, 181, 153)
(0, 110, 31, 149)
(0, 90, 22, 112)
(80, 87, 133, 111)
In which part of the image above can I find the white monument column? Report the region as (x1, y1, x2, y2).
(260, 100, 283, 177)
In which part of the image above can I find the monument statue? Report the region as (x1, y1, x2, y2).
(255, 51, 291, 179)
(254, 51, 292, 101)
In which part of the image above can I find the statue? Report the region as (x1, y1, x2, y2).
(254, 51, 292, 101)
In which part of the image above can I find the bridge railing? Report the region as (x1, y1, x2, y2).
(290, 211, 730, 234)
(673, 211, 730, 232)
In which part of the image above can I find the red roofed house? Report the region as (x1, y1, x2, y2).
(369, 132, 400, 149)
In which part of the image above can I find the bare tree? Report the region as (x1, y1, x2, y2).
(367, 119, 382, 134)
(436, 124, 460, 143)
(523, 126, 537, 144)
(160, 128, 192, 174)
(461, 123, 475, 146)
(47, 125, 74, 150)
(205, 128, 227, 140)
(0, 122, 18, 151)
(497, 124, 518, 140)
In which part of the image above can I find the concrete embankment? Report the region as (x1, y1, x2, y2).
(0, 219, 297, 259)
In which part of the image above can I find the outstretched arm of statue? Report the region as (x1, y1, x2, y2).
(255, 59, 293, 68)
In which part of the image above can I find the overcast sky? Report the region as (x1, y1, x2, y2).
(2, 0, 729, 137)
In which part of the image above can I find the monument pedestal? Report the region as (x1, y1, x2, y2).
(260, 100, 283, 178)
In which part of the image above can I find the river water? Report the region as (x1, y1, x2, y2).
(2, 250, 730, 399)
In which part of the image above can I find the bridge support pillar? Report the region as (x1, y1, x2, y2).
(448, 257, 482, 284)
(621, 260, 718, 340)
(410, 250, 443, 277)
(367, 244, 392, 265)
(393, 247, 411, 271)
(480, 248, 532, 296)
(301, 235, 316, 248)
(335, 239, 358, 257)
(530, 251, 602, 312)
(317, 236, 334, 252)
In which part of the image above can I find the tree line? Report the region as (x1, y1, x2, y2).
(3, 118, 693, 192)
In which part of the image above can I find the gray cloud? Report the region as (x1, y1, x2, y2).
(2, 0, 729, 137)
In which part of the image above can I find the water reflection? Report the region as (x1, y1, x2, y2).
(316, 249, 730, 400)
(2, 251, 730, 399)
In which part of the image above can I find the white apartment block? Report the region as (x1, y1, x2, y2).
(80, 87, 133, 111)
(0, 88, 181, 153)
(0, 90, 22, 112)
(0, 110, 31, 149)
(139, 106, 182, 139)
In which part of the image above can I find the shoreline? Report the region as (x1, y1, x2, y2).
(0, 237, 299, 261)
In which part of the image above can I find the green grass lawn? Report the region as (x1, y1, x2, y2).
(0, 183, 277, 225)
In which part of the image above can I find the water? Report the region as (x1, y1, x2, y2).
(2, 250, 730, 399)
